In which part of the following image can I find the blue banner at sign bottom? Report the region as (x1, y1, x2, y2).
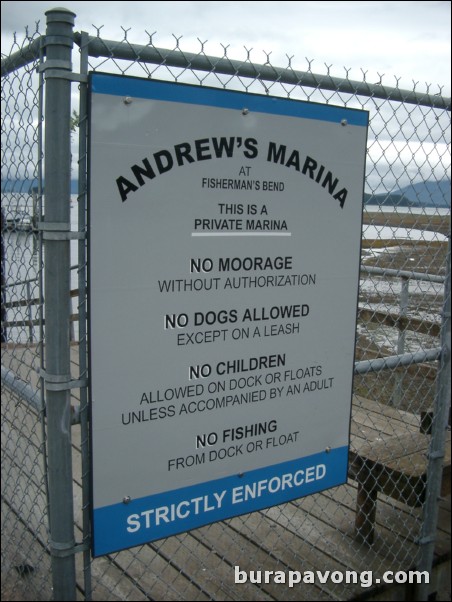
(93, 446, 348, 556)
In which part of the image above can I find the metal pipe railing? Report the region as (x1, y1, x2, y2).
(75, 33, 451, 110)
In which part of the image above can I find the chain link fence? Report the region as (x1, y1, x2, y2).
(1, 24, 53, 602)
(2, 9, 450, 601)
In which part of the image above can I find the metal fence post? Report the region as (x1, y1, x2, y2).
(416, 236, 451, 600)
(43, 8, 77, 600)
(392, 275, 409, 406)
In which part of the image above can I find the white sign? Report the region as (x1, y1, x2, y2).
(89, 73, 368, 557)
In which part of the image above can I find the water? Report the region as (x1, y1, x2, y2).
(2, 194, 81, 343)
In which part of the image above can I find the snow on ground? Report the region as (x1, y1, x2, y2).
(362, 225, 448, 242)
(359, 276, 443, 298)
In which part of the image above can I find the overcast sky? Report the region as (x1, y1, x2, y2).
(2, 0, 451, 96)
(2, 1, 450, 192)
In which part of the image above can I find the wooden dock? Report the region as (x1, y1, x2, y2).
(1, 344, 451, 600)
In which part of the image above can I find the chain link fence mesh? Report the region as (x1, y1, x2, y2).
(2, 21, 451, 601)
(1, 26, 54, 602)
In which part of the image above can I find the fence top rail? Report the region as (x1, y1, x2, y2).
(1, 36, 43, 77)
(361, 265, 446, 284)
(2, 30, 450, 110)
(75, 32, 451, 111)
(354, 348, 442, 374)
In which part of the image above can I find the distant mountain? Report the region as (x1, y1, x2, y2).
(365, 180, 450, 208)
(364, 191, 414, 207)
(3, 178, 450, 208)
(2, 179, 39, 193)
(396, 180, 450, 208)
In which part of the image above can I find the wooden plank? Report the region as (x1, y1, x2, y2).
(1, 402, 49, 546)
(320, 484, 452, 559)
(155, 531, 274, 601)
(1, 497, 54, 602)
(273, 488, 421, 579)
(323, 481, 424, 542)
(2, 420, 45, 481)
(351, 408, 414, 439)
(226, 510, 361, 600)
(349, 431, 451, 506)
(351, 432, 429, 467)
(75, 500, 212, 601)
(358, 307, 441, 337)
(290, 489, 421, 570)
(195, 519, 337, 601)
(350, 421, 392, 445)
(88, 555, 152, 601)
(353, 396, 421, 429)
(264, 498, 414, 580)
(72, 524, 151, 602)
(103, 545, 211, 601)
(1, 352, 42, 392)
(1, 458, 49, 545)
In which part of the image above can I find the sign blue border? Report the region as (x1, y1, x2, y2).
(93, 445, 348, 556)
(90, 72, 368, 127)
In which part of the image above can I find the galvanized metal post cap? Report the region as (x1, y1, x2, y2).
(45, 7, 76, 22)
